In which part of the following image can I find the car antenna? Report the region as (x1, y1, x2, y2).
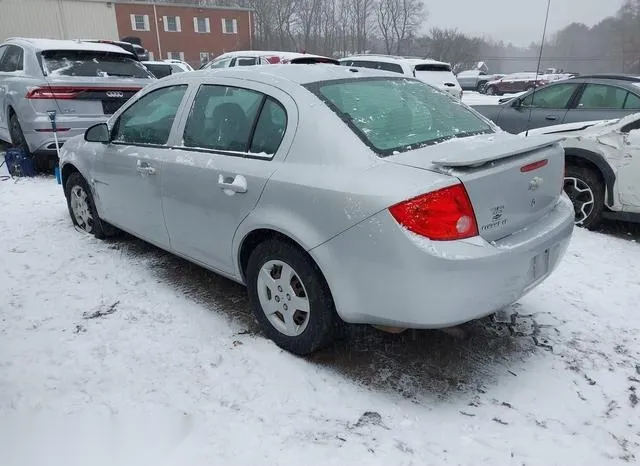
(525, 0, 552, 138)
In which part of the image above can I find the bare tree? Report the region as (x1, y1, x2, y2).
(375, 0, 425, 55)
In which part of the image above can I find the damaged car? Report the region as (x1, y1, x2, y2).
(521, 113, 640, 228)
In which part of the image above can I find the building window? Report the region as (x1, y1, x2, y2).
(163, 15, 181, 32)
(194, 17, 210, 33)
(167, 52, 185, 61)
(130, 14, 150, 31)
(222, 18, 238, 34)
(200, 52, 210, 66)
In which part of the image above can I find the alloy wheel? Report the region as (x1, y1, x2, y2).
(69, 185, 94, 233)
(564, 176, 595, 225)
(256, 259, 310, 337)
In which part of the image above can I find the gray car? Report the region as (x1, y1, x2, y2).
(472, 76, 640, 134)
(0, 38, 155, 169)
(59, 65, 574, 355)
(456, 69, 504, 92)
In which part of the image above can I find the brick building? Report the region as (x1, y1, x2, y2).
(114, 1, 253, 67)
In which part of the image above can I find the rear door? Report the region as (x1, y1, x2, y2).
(39, 49, 153, 117)
(497, 82, 580, 134)
(162, 80, 293, 273)
(91, 84, 189, 248)
(563, 83, 638, 125)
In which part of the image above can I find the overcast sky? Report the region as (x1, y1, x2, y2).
(426, 0, 626, 46)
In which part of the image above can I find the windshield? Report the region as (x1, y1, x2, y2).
(41, 50, 153, 78)
(307, 77, 493, 155)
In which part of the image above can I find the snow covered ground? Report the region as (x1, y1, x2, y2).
(1, 170, 639, 465)
(462, 91, 524, 106)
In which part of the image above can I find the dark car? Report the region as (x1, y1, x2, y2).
(484, 72, 549, 95)
(472, 76, 640, 134)
(82, 39, 150, 61)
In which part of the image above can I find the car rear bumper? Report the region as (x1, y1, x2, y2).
(310, 194, 574, 328)
(22, 114, 107, 154)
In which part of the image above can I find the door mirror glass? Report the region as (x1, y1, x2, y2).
(85, 123, 110, 143)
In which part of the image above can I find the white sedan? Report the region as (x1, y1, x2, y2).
(522, 114, 640, 228)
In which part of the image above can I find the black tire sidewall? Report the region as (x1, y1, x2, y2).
(9, 112, 29, 155)
(64, 172, 106, 239)
(246, 239, 341, 355)
(564, 164, 605, 229)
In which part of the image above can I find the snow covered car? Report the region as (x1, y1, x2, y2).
(521, 114, 640, 228)
(59, 65, 574, 355)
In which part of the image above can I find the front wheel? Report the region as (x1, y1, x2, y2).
(246, 239, 342, 355)
(64, 172, 116, 239)
(486, 86, 498, 95)
(564, 164, 605, 229)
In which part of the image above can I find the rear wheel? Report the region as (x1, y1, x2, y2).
(9, 111, 52, 172)
(246, 239, 342, 355)
(564, 164, 605, 229)
(476, 81, 487, 92)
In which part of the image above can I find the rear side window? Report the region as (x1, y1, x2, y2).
(0, 45, 24, 72)
(236, 57, 258, 66)
(113, 85, 187, 145)
(40, 50, 152, 78)
(309, 77, 492, 155)
(182, 85, 287, 156)
(577, 84, 627, 109)
(145, 63, 172, 78)
(624, 92, 640, 109)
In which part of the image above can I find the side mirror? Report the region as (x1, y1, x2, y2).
(85, 123, 110, 143)
(511, 98, 521, 108)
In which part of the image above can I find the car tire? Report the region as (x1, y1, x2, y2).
(486, 86, 497, 95)
(9, 111, 53, 173)
(64, 172, 117, 239)
(246, 239, 343, 355)
(564, 164, 605, 229)
(477, 81, 487, 92)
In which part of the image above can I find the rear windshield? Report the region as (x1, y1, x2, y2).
(414, 64, 451, 72)
(307, 77, 492, 156)
(40, 50, 153, 78)
(290, 57, 339, 65)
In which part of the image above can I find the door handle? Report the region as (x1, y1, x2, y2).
(545, 115, 558, 121)
(136, 160, 156, 175)
(218, 174, 247, 194)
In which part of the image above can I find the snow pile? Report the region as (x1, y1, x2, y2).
(0, 177, 639, 465)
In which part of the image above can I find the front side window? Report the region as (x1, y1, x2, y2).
(41, 50, 152, 78)
(308, 77, 492, 155)
(183, 85, 263, 152)
(577, 84, 627, 109)
(520, 83, 579, 109)
(207, 58, 232, 69)
(113, 85, 187, 145)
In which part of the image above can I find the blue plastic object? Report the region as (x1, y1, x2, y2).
(54, 166, 62, 184)
(4, 148, 35, 177)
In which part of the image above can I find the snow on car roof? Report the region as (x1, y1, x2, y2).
(340, 54, 451, 67)
(7, 37, 134, 55)
(164, 63, 409, 87)
(215, 50, 331, 60)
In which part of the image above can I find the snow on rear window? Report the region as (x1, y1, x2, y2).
(41, 50, 153, 78)
(308, 77, 493, 156)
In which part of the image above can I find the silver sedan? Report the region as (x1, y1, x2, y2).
(59, 65, 575, 355)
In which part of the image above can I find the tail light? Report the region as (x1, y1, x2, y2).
(26, 86, 82, 99)
(389, 183, 479, 241)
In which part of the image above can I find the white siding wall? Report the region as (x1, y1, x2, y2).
(0, 0, 118, 42)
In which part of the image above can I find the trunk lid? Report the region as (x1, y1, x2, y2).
(37, 49, 154, 117)
(413, 64, 460, 92)
(385, 133, 565, 242)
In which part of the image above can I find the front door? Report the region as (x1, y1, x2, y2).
(162, 81, 292, 274)
(92, 84, 189, 248)
(501, 82, 580, 134)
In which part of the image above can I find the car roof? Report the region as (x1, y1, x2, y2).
(572, 74, 640, 82)
(4, 37, 134, 55)
(339, 54, 450, 67)
(171, 64, 406, 87)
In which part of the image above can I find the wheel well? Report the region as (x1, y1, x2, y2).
(61, 163, 80, 189)
(238, 229, 308, 281)
(565, 151, 613, 206)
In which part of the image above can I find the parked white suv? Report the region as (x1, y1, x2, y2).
(339, 54, 463, 99)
